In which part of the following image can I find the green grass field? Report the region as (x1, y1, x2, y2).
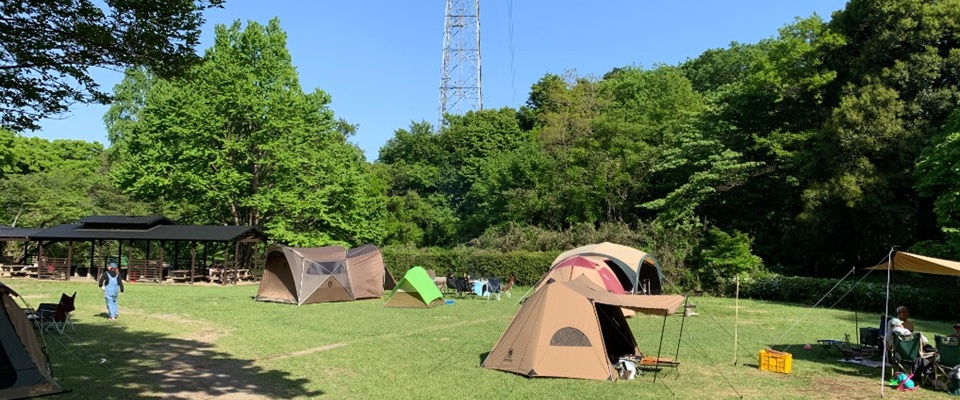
(7, 278, 957, 399)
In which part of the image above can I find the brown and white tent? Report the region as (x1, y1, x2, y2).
(255, 244, 396, 305)
(0, 282, 63, 399)
(482, 276, 685, 381)
(552, 242, 663, 294)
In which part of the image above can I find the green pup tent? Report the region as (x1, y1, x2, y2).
(383, 266, 445, 308)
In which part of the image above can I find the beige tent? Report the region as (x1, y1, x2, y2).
(552, 242, 663, 294)
(482, 276, 684, 381)
(255, 244, 396, 305)
(0, 283, 63, 399)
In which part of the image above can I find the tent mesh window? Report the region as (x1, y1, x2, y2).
(306, 260, 344, 275)
(550, 327, 592, 347)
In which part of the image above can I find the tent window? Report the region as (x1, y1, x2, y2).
(306, 260, 343, 275)
(550, 327, 591, 347)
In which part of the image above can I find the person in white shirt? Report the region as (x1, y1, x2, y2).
(887, 317, 929, 347)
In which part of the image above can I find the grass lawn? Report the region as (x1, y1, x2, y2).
(7, 278, 957, 399)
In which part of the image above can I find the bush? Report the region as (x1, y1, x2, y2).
(381, 246, 558, 286)
(735, 274, 960, 322)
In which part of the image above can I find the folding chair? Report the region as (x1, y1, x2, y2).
(485, 277, 502, 300)
(443, 275, 459, 296)
(37, 292, 76, 335)
(889, 332, 936, 387)
(501, 275, 515, 299)
(454, 277, 474, 299)
(935, 335, 960, 389)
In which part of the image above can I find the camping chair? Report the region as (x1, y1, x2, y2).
(454, 277, 474, 299)
(889, 332, 936, 387)
(444, 275, 459, 296)
(37, 292, 76, 335)
(485, 277, 502, 300)
(935, 335, 960, 389)
(501, 275, 515, 299)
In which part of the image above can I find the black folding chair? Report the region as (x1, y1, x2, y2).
(485, 277, 502, 300)
(37, 292, 76, 335)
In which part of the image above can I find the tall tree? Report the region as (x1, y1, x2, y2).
(109, 19, 385, 246)
(0, 0, 224, 132)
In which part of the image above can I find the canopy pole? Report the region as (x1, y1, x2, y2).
(853, 267, 859, 347)
(653, 313, 668, 383)
(674, 294, 689, 378)
(734, 275, 740, 366)
(880, 247, 894, 398)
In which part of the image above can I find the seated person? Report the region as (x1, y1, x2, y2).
(950, 323, 960, 338)
(887, 317, 934, 352)
(896, 306, 916, 332)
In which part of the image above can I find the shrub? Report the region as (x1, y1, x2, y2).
(381, 246, 557, 286)
(735, 274, 960, 322)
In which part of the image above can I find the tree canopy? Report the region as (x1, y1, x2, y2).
(0, 0, 224, 132)
(107, 18, 384, 247)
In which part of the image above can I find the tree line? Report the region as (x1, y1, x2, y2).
(2, 0, 960, 289)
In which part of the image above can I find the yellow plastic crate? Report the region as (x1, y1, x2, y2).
(758, 349, 792, 374)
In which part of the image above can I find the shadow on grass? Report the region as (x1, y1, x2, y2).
(768, 343, 891, 380)
(479, 351, 490, 365)
(42, 316, 323, 399)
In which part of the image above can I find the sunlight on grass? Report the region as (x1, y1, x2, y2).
(7, 279, 957, 399)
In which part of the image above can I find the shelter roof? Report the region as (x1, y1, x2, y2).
(30, 221, 263, 242)
(0, 226, 42, 240)
(77, 215, 174, 229)
(867, 251, 960, 276)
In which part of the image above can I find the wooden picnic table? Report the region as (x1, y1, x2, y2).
(0, 264, 37, 278)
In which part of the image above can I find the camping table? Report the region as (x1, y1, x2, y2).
(817, 339, 850, 356)
(817, 339, 876, 358)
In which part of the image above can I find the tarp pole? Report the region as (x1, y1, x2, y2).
(734, 275, 740, 366)
(653, 313, 668, 383)
(674, 294, 689, 378)
(880, 248, 894, 398)
(853, 266, 859, 347)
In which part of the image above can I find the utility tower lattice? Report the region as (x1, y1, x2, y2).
(439, 0, 482, 127)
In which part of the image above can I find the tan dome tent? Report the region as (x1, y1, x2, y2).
(0, 282, 63, 399)
(255, 245, 396, 305)
(551, 242, 663, 295)
(535, 255, 627, 294)
(482, 276, 684, 381)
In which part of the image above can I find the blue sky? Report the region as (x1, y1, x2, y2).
(31, 0, 849, 161)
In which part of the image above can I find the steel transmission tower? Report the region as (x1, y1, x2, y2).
(439, 0, 482, 127)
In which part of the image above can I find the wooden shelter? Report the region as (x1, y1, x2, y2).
(28, 216, 266, 283)
(0, 226, 41, 278)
